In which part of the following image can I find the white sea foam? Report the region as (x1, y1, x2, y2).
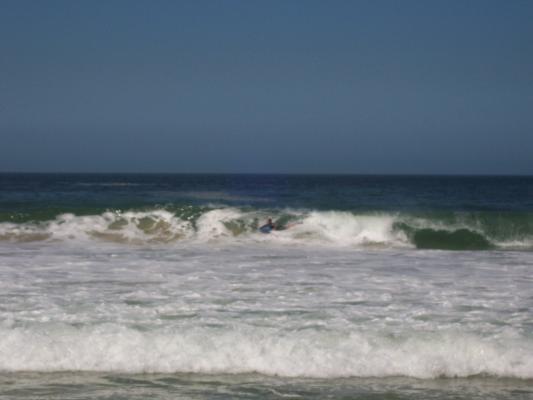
(290, 211, 408, 246)
(0, 209, 407, 247)
(0, 208, 532, 250)
(0, 325, 531, 378)
(0, 210, 193, 244)
(0, 238, 532, 379)
(195, 208, 247, 241)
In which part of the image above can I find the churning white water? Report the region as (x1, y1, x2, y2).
(0, 241, 531, 380)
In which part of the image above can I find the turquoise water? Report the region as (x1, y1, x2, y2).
(0, 174, 532, 399)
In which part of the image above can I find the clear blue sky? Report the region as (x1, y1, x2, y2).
(1, 0, 532, 174)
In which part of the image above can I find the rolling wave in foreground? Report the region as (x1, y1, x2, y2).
(1, 324, 532, 379)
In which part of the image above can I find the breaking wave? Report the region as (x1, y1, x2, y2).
(0, 207, 532, 250)
(1, 324, 532, 379)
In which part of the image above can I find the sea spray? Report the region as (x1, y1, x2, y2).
(1, 325, 532, 379)
(1, 207, 532, 250)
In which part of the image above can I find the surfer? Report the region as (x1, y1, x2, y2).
(259, 218, 276, 233)
(265, 218, 276, 230)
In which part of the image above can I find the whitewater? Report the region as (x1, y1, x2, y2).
(1, 207, 533, 250)
(1, 238, 532, 378)
(1, 174, 532, 399)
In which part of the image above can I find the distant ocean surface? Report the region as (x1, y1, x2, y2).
(1, 173, 532, 399)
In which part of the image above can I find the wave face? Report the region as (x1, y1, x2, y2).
(1, 207, 532, 250)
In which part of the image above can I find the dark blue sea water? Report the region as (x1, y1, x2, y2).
(2, 173, 532, 211)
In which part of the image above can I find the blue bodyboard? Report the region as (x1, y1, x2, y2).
(259, 225, 272, 234)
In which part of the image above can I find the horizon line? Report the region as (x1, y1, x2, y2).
(1, 171, 532, 177)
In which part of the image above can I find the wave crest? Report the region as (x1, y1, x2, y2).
(1, 325, 532, 379)
(0, 208, 532, 250)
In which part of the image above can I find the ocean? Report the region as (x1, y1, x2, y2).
(0, 173, 532, 399)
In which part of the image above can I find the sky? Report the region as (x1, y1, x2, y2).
(1, 0, 532, 174)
